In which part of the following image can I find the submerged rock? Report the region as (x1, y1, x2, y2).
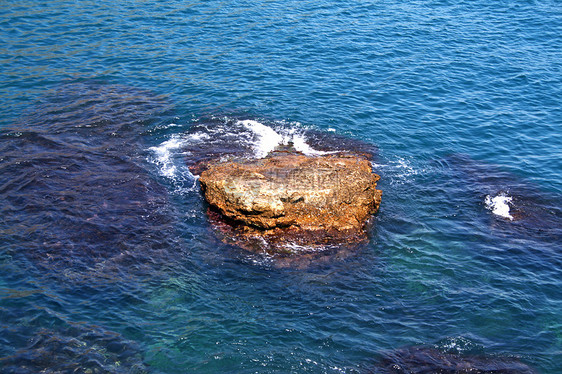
(372, 346, 537, 374)
(199, 151, 382, 253)
(0, 80, 177, 281)
(1, 324, 147, 374)
(441, 153, 562, 243)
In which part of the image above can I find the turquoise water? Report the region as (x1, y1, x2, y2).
(0, 1, 561, 373)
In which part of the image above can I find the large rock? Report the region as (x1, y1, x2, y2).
(198, 152, 382, 252)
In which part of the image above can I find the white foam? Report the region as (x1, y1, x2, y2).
(239, 120, 285, 158)
(292, 134, 330, 156)
(186, 132, 210, 142)
(372, 156, 422, 185)
(395, 157, 415, 172)
(149, 135, 185, 178)
(284, 243, 314, 253)
(148, 132, 205, 193)
(485, 193, 514, 220)
(239, 119, 329, 158)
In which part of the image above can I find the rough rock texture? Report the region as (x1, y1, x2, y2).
(199, 152, 382, 251)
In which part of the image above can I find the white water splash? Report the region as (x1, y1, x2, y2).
(148, 132, 206, 193)
(485, 193, 514, 220)
(292, 133, 330, 156)
(239, 120, 284, 158)
(148, 119, 333, 191)
(149, 134, 185, 178)
(239, 119, 330, 158)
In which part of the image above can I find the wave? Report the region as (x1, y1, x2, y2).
(148, 116, 372, 184)
(239, 119, 331, 158)
(485, 192, 514, 220)
(148, 133, 201, 194)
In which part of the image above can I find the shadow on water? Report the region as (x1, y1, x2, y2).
(0, 79, 181, 372)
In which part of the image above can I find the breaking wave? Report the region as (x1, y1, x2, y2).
(485, 193, 514, 220)
(148, 132, 202, 194)
(147, 116, 376, 186)
(239, 119, 331, 158)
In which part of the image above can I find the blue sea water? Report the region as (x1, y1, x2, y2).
(0, 1, 561, 373)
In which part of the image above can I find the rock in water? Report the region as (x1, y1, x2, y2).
(373, 346, 537, 374)
(199, 152, 382, 252)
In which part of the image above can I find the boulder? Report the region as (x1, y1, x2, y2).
(198, 152, 382, 252)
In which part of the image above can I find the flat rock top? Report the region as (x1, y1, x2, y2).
(199, 153, 382, 237)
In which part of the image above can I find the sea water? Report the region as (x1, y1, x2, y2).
(0, 1, 560, 373)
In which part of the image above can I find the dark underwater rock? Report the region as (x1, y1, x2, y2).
(1, 324, 147, 373)
(442, 153, 561, 242)
(0, 80, 176, 281)
(372, 346, 537, 374)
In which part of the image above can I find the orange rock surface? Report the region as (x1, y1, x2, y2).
(198, 152, 382, 251)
